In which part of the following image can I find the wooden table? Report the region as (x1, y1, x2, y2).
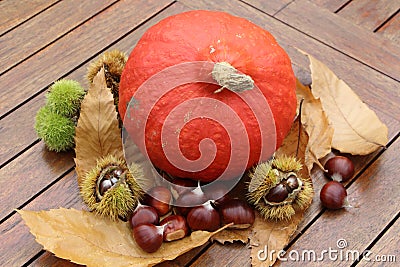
(1, 0, 399, 266)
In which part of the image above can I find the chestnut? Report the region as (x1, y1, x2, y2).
(286, 175, 300, 193)
(129, 204, 159, 228)
(169, 177, 197, 199)
(324, 156, 354, 182)
(320, 181, 349, 209)
(187, 200, 220, 232)
(174, 184, 207, 216)
(160, 214, 189, 241)
(219, 199, 255, 229)
(143, 186, 172, 216)
(203, 182, 231, 206)
(265, 183, 289, 203)
(132, 224, 164, 253)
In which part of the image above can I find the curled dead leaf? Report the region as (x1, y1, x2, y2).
(296, 79, 334, 172)
(304, 53, 388, 155)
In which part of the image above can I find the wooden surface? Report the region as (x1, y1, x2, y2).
(0, 0, 399, 266)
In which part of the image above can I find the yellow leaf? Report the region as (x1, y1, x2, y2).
(296, 79, 333, 172)
(306, 53, 388, 155)
(74, 68, 123, 185)
(19, 208, 229, 267)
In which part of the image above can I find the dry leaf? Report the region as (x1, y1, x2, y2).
(250, 212, 304, 266)
(249, 118, 313, 267)
(296, 79, 333, 172)
(305, 53, 388, 155)
(19, 208, 229, 267)
(211, 227, 252, 244)
(74, 68, 123, 184)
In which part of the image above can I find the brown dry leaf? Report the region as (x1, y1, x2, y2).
(249, 118, 313, 266)
(19, 208, 229, 267)
(296, 79, 333, 172)
(74, 68, 123, 185)
(305, 53, 388, 155)
(250, 212, 304, 266)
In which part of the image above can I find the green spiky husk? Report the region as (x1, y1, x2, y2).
(246, 155, 313, 221)
(80, 154, 144, 220)
(34, 106, 76, 152)
(46, 79, 85, 118)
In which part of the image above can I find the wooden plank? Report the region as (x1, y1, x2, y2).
(307, 0, 349, 12)
(0, 142, 74, 222)
(0, 0, 117, 75)
(357, 217, 400, 266)
(0, 0, 59, 35)
(191, 242, 251, 267)
(240, 0, 293, 15)
(0, 0, 173, 118)
(274, 138, 400, 266)
(377, 12, 400, 42)
(337, 0, 400, 32)
(0, 171, 85, 267)
(275, 0, 400, 82)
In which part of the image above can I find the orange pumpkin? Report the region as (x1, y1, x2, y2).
(119, 10, 296, 182)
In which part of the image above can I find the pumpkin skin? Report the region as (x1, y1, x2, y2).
(119, 10, 296, 182)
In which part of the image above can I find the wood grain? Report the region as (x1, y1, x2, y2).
(0, 0, 117, 74)
(307, 0, 349, 12)
(0, 142, 74, 222)
(240, 0, 293, 15)
(337, 0, 400, 31)
(377, 12, 400, 42)
(0, 170, 85, 267)
(0, 0, 59, 35)
(357, 217, 399, 266)
(0, 0, 173, 118)
(275, 0, 400, 82)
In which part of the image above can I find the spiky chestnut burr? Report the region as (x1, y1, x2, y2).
(34, 106, 76, 152)
(46, 79, 86, 118)
(80, 154, 144, 220)
(87, 50, 127, 111)
(246, 155, 313, 221)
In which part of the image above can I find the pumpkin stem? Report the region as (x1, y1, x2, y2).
(212, 62, 254, 93)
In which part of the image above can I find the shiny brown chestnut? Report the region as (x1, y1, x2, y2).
(169, 177, 198, 199)
(187, 200, 220, 232)
(324, 156, 355, 182)
(132, 224, 164, 253)
(143, 186, 172, 216)
(265, 183, 289, 203)
(219, 199, 255, 229)
(203, 182, 231, 206)
(320, 181, 349, 209)
(129, 204, 159, 228)
(160, 214, 189, 241)
(174, 184, 207, 216)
